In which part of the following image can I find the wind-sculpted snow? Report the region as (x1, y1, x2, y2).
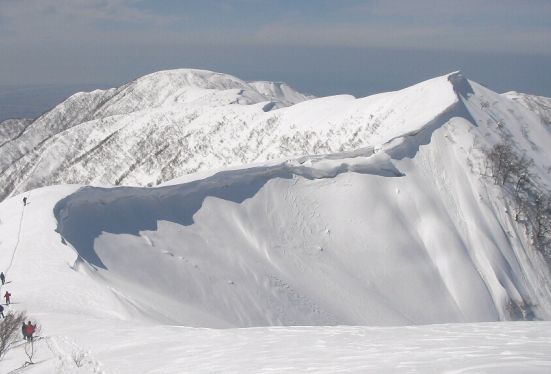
(2, 71, 551, 371)
(50, 105, 551, 328)
(42, 70, 551, 329)
(53, 153, 400, 269)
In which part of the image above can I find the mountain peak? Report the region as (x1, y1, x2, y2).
(132, 68, 249, 91)
(447, 71, 474, 98)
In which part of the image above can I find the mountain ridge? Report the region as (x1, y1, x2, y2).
(0, 69, 481, 201)
(0, 69, 549, 203)
(37, 69, 550, 327)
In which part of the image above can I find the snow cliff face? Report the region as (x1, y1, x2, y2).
(38, 72, 551, 327)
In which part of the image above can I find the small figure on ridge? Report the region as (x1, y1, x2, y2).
(4, 290, 11, 305)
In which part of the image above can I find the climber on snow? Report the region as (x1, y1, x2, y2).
(23, 197, 27, 206)
(24, 321, 36, 341)
(4, 290, 11, 304)
(0, 271, 5, 285)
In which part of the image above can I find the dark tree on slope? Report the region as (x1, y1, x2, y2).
(484, 142, 532, 186)
(532, 193, 551, 253)
(512, 156, 534, 197)
(483, 142, 551, 259)
(511, 157, 534, 222)
(0, 311, 26, 361)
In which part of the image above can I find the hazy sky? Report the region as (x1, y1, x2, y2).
(1, 0, 550, 107)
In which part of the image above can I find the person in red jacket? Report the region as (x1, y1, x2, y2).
(4, 291, 11, 305)
(25, 321, 36, 341)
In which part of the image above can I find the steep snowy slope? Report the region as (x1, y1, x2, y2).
(4, 72, 545, 328)
(2, 72, 551, 372)
(2, 179, 551, 372)
(0, 118, 33, 146)
(504, 91, 551, 129)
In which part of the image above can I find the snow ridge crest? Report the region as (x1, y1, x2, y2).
(447, 71, 474, 98)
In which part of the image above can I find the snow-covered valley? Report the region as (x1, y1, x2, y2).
(1, 69, 551, 372)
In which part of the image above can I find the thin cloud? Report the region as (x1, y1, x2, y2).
(252, 21, 550, 55)
(346, 0, 551, 19)
(0, 0, 549, 88)
(0, 0, 184, 30)
(0, 0, 187, 47)
(1, 0, 548, 55)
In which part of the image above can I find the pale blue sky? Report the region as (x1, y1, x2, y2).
(0, 0, 550, 119)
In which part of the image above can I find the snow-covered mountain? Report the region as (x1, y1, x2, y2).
(0, 118, 33, 147)
(1, 70, 551, 372)
(504, 91, 551, 128)
(45, 71, 551, 327)
(1, 69, 549, 204)
(0, 69, 313, 200)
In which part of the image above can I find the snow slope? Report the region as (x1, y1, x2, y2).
(1, 71, 551, 372)
(504, 91, 551, 130)
(0, 118, 32, 147)
(249, 80, 315, 107)
(44, 72, 551, 327)
(2, 184, 551, 372)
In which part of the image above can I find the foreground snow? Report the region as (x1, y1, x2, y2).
(4, 319, 551, 373)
